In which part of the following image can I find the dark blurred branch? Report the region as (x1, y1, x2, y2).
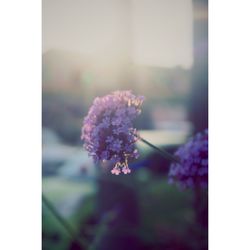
(42, 193, 88, 249)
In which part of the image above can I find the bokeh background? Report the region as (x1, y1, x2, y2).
(42, 0, 208, 249)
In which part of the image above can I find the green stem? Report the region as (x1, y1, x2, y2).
(42, 194, 88, 249)
(88, 211, 116, 250)
(138, 136, 181, 164)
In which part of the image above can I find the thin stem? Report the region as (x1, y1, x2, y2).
(88, 211, 116, 250)
(42, 194, 88, 249)
(138, 136, 181, 164)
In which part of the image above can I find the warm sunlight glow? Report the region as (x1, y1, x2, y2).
(43, 0, 193, 68)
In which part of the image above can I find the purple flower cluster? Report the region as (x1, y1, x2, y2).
(168, 129, 208, 189)
(81, 91, 144, 175)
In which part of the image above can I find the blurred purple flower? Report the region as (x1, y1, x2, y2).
(81, 91, 144, 175)
(168, 129, 208, 189)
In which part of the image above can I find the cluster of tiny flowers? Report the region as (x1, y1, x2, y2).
(168, 129, 208, 189)
(81, 91, 144, 175)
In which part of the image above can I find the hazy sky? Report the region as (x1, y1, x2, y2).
(43, 0, 193, 68)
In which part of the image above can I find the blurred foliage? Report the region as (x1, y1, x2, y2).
(42, 177, 95, 202)
(42, 203, 70, 250)
(42, 167, 207, 250)
(42, 93, 86, 145)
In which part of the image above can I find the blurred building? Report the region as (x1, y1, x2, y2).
(42, 0, 208, 143)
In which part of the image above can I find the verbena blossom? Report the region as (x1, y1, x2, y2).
(168, 129, 208, 189)
(81, 91, 144, 175)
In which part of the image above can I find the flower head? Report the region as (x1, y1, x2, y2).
(168, 129, 208, 189)
(81, 91, 144, 175)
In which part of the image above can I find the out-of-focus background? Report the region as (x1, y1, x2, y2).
(42, 0, 208, 249)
